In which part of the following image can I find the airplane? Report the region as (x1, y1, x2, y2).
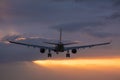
(8, 29, 111, 58)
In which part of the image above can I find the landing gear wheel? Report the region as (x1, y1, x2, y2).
(66, 53, 70, 58)
(48, 53, 52, 57)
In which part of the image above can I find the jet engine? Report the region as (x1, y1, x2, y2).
(40, 48, 45, 53)
(71, 49, 77, 54)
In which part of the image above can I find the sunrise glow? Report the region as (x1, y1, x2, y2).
(33, 58, 120, 69)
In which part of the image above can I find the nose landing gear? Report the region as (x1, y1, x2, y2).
(48, 53, 52, 57)
(48, 49, 52, 57)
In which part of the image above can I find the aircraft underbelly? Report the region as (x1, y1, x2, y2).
(54, 46, 64, 52)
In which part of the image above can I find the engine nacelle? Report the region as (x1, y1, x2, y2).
(40, 48, 45, 53)
(71, 49, 77, 54)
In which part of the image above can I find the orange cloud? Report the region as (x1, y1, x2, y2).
(33, 57, 120, 70)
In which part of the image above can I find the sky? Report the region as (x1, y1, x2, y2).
(0, 0, 120, 80)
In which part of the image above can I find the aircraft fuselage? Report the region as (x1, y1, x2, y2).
(54, 43, 64, 52)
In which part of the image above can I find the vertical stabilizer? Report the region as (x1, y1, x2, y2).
(60, 28, 62, 43)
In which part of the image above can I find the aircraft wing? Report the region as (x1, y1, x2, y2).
(9, 41, 54, 50)
(64, 42, 111, 51)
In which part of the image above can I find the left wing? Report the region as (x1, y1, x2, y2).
(64, 42, 111, 51)
(9, 41, 54, 50)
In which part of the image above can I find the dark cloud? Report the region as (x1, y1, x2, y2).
(3, 0, 113, 25)
(113, 0, 120, 7)
(106, 12, 120, 20)
(0, 0, 119, 36)
(0, 0, 117, 36)
(105, 0, 120, 20)
(0, 45, 41, 63)
(87, 31, 120, 38)
(0, 35, 55, 63)
(51, 21, 113, 38)
(52, 21, 104, 31)
(51, 20, 120, 38)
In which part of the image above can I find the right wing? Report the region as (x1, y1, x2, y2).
(64, 42, 111, 51)
(9, 41, 54, 50)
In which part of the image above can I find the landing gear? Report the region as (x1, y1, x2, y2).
(66, 53, 70, 58)
(48, 53, 52, 57)
(66, 50, 70, 58)
(48, 49, 52, 57)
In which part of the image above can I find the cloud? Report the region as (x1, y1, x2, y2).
(104, 0, 120, 20)
(87, 31, 120, 38)
(0, 35, 54, 63)
(106, 12, 120, 20)
(52, 21, 103, 30)
(2, 0, 113, 24)
(0, 0, 117, 33)
(51, 21, 115, 38)
(4, 0, 117, 36)
(113, 0, 120, 7)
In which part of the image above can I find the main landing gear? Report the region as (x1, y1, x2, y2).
(66, 53, 70, 57)
(47, 50, 71, 58)
(66, 51, 70, 58)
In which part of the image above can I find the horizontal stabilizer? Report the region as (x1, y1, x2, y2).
(43, 42, 58, 45)
(63, 42, 79, 45)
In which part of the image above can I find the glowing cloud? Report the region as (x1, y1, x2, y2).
(15, 37, 26, 41)
(33, 58, 120, 70)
